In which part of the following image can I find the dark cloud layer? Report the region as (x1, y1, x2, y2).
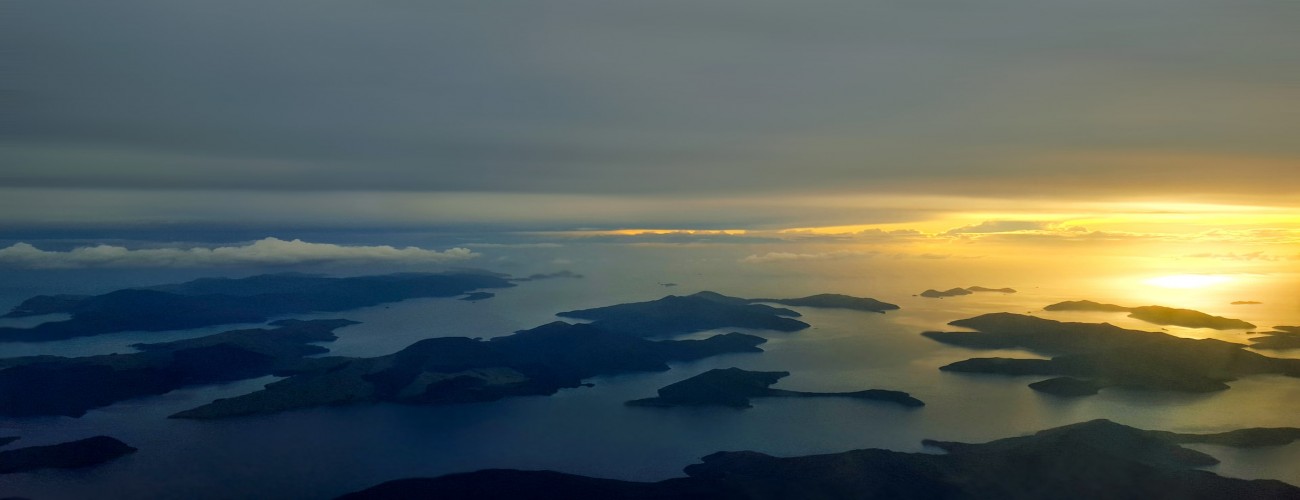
(5, 0, 1297, 230)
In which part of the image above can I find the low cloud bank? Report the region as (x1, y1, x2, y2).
(740, 250, 875, 264)
(0, 237, 479, 268)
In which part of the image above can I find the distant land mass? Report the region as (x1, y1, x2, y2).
(1043, 300, 1256, 329)
(1249, 326, 1300, 350)
(557, 292, 810, 337)
(459, 292, 495, 301)
(556, 291, 899, 338)
(0, 272, 514, 342)
(336, 420, 1300, 500)
(171, 322, 766, 419)
(924, 313, 1299, 395)
(0, 436, 136, 474)
(626, 367, 923, 408)
(0, 319, 357, 418)
(748, 293, 900, 313)
(1232, 301, 1263, 305)
(513, 270, 584, 281)
(920, 286, 1016, 298)
(920, 287, 972, 298)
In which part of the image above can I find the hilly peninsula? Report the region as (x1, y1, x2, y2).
(0, 272, 513, 342)
(923, 313, 1300, 396)
(171, 322, 766, 419)
(337, 419, 1300, 500)
(626, 367, 923, 408)
(0, 436, 137, 474)
(0, 319, 357, 418)
(1043, 300, 1255, 329)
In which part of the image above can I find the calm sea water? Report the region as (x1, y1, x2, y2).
(2, 252, 1298, 499)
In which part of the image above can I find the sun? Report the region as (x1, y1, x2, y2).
(1143, 274, 1234, 289)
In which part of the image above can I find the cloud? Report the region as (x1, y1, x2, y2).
(945, 221, 1052, 235)
(0, 238, 479, 269)
(739, 250, 875, 264)
(1185, 251, 1299, 262)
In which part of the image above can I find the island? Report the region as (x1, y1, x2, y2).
(170, 322, 767, 419)
(336, 420, 1300, 500)
(0, 319, 357, 418)
(923, 313, 1299, 396)
(965, 286, 1017, 293)
(0, 272, 514, 342)
(0, 436, 136, 474)
(556, 292, 811, 337)
(458, 292, 495, 301)
(920, 287, 972, 298)
(919, 286, 1016, 298)
(555, 291, 900, 338)
(1232, 301, 1263, 305)
(625, 368, 923, 408)
(748, 293, 900, 313)
(1249, 326, 1300, 350)
(513, 270, 584, 281)
(1043, 300, 1255, 329)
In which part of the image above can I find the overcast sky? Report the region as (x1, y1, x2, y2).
(5, 0, 1297, 234)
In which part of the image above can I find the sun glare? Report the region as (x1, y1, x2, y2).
(1143, 274, 1233, 289)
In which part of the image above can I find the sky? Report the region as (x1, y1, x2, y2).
(3, 1, 1298, 270)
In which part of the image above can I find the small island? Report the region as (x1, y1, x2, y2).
(924, 313, 1300, 396)
(171, 322, 767, 419)
(626, 368, 923, 408)
(0, 272, 514, 342)
(1043, 300, 1256, 329)
(337, 420, 1300, 500)
(919, 286, 1016, 298)
(458, 292, 495, 301)
(0, 436, 137, 474)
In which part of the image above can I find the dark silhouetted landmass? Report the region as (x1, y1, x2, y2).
(1043, 301, 1255, 329)
(1147, 428, 1300, 448)
(0, 436, 136, 474)
(1027, 376, 1105, 396)
(337, 420, 1300, 500)
(1249, 326, 1300, 350)
(172, 322, 766, 419)
(1127, 306, 1255, 329)
(924, 313, 1299, 395)
(920, 286, 1016, 298)
(514, 270, 584, 281)
(749, 293, 900, 313)
(965, 286, 1017, 293)
(0, 319, 356, 418)
(0, 437, 16, 447)
(920, 287, 972, 298)
(0, 272, 513, 342)
(557, 292, 809, 337)
(626, 368, 923, 408)
(459, 292, 495, 301)
(1, 294, 90, 318)
(1042, 300, 1132, 313)
(1232, 301, 1262, 305)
